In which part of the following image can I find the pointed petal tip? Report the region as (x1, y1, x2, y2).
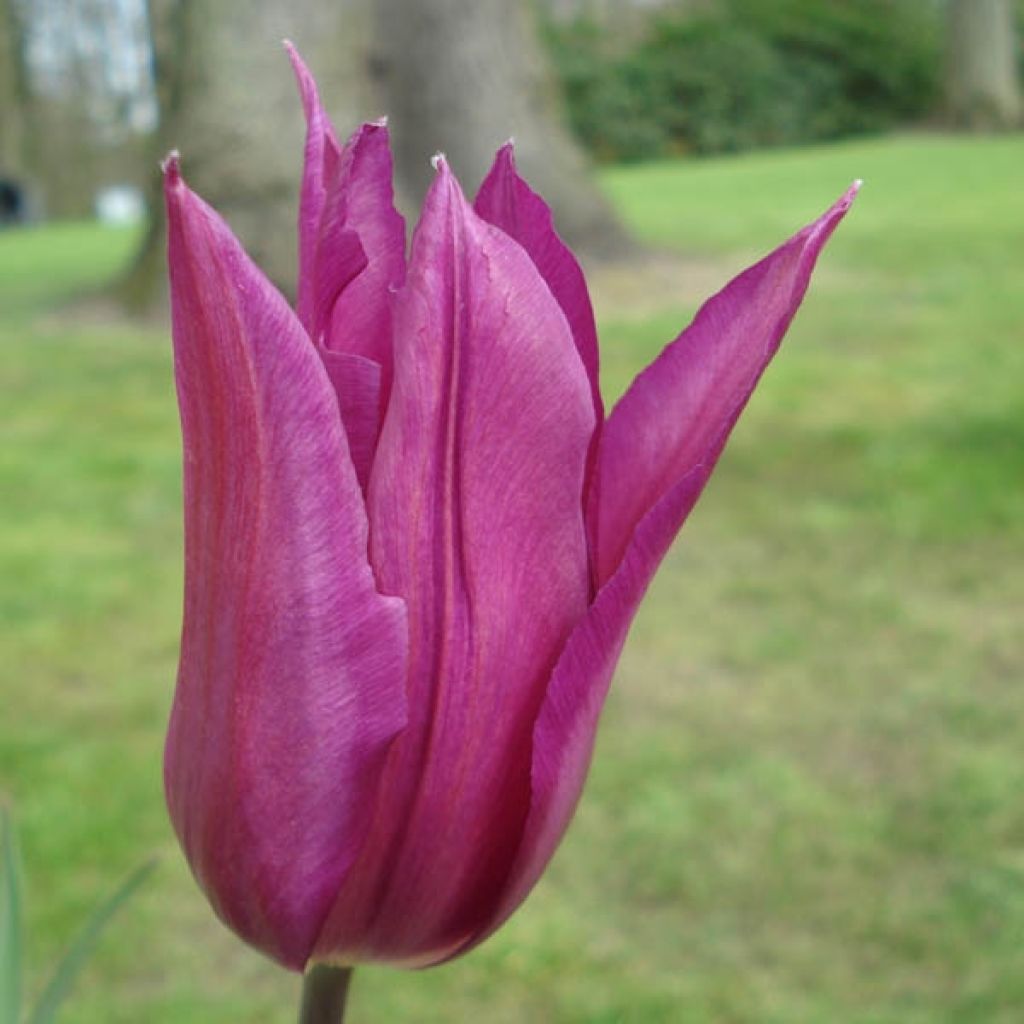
(818, 180, 860, 231)
(838, 179, 862, 210)
(428, 152, 469, 206)
(354, 118, 390, 143)
(283, 39, 305, 78)
(430, 152, 465, 197)
(494, 139, 516, 169)
(284, 39, 319, 116)
(282, 38, 304, 68)
(161, 149, 182, 186)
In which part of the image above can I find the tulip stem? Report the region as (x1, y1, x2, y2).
(298, 964, 353, 1024)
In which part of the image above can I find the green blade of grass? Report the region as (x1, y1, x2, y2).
(1, 806, 22, 1024)
(26, 859, 156, 1024)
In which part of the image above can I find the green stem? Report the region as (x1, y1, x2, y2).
(298, 964, 353, 1024)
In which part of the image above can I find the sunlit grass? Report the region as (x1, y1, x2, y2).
(1, 132, 1022, 1022)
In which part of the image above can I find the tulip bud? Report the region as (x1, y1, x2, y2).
(163, 45, 857, 973)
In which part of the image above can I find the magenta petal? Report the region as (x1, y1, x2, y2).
(451, 461, 716, 960)
(313, 159, 594, 965)
(309, 211, 367, 346)
(321, 122, 406, 378)
(289, 44, 405, 426)
(163, 158, 408, 971)
(317, 347, 384, 493)
(286, 41, 343, 331)
(300, 120, 399, 488)
(449, 184, 860, 958)
(589, 183, 861, 587)
(290, 44, 403, 352)
(474, 142, 603, 428)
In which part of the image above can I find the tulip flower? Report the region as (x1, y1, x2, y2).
(162, 44, 857, 1015)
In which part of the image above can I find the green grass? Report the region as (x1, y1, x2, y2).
(2, 132, 1023, 1022)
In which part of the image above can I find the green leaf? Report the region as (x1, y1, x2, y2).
(0, 806, 22, 1024)
(26, 858, 156, 1024)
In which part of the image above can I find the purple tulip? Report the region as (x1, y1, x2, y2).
(162, 47, 858, 973)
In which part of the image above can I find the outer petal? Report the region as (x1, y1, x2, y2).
(313, 160, 594, 965)
(163, 157, 408, 971)
(590, 182, 862, 587)
(452, 183, 860, 955)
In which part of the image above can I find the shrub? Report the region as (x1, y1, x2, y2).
(545, 0, 943, 162)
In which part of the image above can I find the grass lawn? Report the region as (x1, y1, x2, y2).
(2, 132, 1022, 1022)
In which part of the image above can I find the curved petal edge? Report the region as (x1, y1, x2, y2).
(451, 182, 860, 956)
(589, 182, 861, 587)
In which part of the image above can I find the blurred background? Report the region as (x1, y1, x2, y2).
(1, 0, 1022, 1020)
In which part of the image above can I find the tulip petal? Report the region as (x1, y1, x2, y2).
(320, 122, 406, 381)
(308, 212, 366, 348)
(453, 462, 721, 959)
(317, 348, 384, 493)
(289, 43, 403, 348)
(474, 145, 605, 568)
(474, 142, 602, 429)
(590, 182, 861, 587)
(289, 45, 405, 481)
(452, 184, 859, 956)
(286, 40, 343, 331)
(163, 157, 408, 971)
(313, 159, 594, 964)
(306, 125, 401, 490)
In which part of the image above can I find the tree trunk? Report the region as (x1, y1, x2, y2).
(120, 0, 373, 310)
(0, 0, 27, 176)
(947, 0, 1022, 129)
(371, 0, 632, 258)
(122, 0, 632, 312)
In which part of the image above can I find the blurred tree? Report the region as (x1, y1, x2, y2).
(0, 0, 27, 176)
(11, 0, 156, 218)
(373, 0, 631, 257)
(946, 0, 1022, 128)
(121, 0, 375, 308)
(123, 0, 631, 309)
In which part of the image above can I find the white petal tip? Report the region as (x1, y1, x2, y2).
(431, 152, 447, 172)
(161, 149, 181, 181)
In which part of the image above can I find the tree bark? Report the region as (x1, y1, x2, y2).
(947, 0, 1022, 130)
(120, 0, 373, 309)
(372, 0, 632, 258)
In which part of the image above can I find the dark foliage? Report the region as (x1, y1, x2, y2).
(546, 0, 943, 161)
